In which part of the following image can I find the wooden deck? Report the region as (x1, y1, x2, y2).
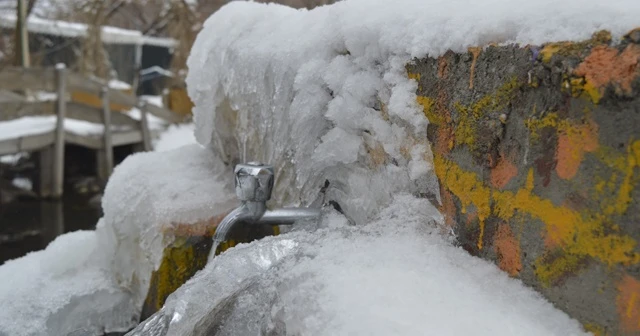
(0, 66, 184, 198)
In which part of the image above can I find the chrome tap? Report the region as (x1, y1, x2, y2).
(211, 162, 321, 254)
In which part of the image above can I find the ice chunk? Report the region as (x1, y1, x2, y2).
(129, 194, 588, 336)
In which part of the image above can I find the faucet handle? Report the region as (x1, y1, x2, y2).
(234, 162, 274, 202)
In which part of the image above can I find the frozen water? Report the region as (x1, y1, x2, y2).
(128, 194, 588, 336)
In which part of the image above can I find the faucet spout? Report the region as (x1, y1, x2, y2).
(212, 201, 267, 244)
(211, 162, 322, 257)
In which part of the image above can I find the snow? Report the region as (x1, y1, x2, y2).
(0, 153, 25, 164)
(153, 123, 197, 151)
(0, 230, 137, 336)
(0, 116, 126, 141)
(109, 79, 132, 90)
(128, 194, 588, 336)
(0, 109, 167, 143)
(11, 177, 32, 191)
(126, 108, 167, 130)
(140, 95, 165, 107)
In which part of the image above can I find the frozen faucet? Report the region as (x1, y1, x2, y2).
(212, 162, 321, 254)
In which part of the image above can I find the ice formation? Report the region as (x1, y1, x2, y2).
(128, 195, 589, 336)
(187, 0, 640, 224)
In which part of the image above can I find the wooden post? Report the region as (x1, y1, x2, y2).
(38, 146, 53, 198)
(15, 0, 31, 68)
(52, 64, 67, 199)
(139, 101, 152, 151)
(101, 86, 114, 178)
(132, 43, 143, 94)
(40, 200, 64, 245)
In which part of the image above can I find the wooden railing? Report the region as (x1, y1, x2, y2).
(0, 66, 184, 198)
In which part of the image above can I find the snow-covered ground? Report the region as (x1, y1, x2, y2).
(2, 0, 640, 335)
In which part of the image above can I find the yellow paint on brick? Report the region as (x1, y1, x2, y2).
(453, 77, 520, 149)
(407, 70, 422, 91)
(584, 323, 608, 336)
(407, 72, 421, 81)
(603, 140, 640, 216)
(434, 154, 640, 284)
(568, 77, 603, 104)
(540, 44, 563, 63)
(534, 253, 583, 287)
(539, 30, 611, 64)
(416, 96, 444, 125)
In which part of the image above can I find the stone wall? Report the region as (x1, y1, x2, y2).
(407, 29, 640, 335)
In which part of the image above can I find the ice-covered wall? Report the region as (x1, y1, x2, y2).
(185, 1, 640, 334)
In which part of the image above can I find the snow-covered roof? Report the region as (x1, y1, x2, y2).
(0, 14, 176, 47)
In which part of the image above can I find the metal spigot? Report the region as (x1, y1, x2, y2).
(211, 162, 322, 256)
(234, 162, 274, 202)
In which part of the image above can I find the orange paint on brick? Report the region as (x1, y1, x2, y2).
(468, 47, 482, 89)
(574, 44, 640, 97)
(493, 222, 522, 276)
(490, 155, 518, 189)
(617, 275, 640, 333)
(466, 210, 478, 229)
(439, 186, 457, 228)
(555, 120, 599, 180)
(437, 55, 449, 79)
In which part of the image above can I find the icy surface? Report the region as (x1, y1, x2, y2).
(154, 123, 197, 152)
(129, 195, 588, 336)
(187, 0, 640, 223)
(99, 144, 235, 308)
(0, 230, 137, 336)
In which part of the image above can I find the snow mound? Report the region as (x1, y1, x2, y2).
(0, 230, 136, 336)
(128, 194, 588, 336)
